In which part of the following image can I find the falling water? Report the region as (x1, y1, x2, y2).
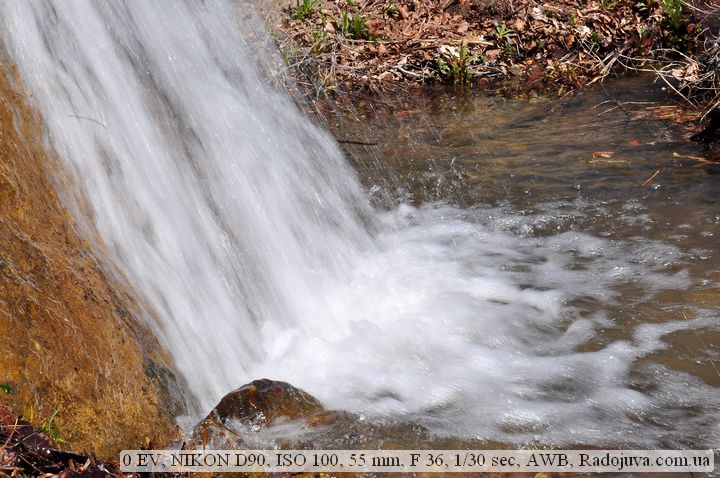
(2, 0, 718, 447)
(1, 0, 374, 414)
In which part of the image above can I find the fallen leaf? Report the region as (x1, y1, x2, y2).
(531, 6, 549, 22)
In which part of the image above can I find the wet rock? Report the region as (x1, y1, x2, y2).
(190, 381, 369, 478)
(212, 379, 325, 426)
(192, 381, 597, 478)
(191, 379, 332, 448)
(190, 379, 434, 451)
(0, 62, 183, 458)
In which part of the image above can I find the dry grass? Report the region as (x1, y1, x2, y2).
(617, 0, 720, 116)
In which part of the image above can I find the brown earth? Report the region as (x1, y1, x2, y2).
(0, 60, 184, 458)
(274, 0, 719, 110)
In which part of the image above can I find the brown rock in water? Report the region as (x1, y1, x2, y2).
(0, 61, 184, 458)
(191, 379, 333, 448)
(191, 381, 367, 478)
(191, 379, 427, 452)
(212, 379, 325, 426)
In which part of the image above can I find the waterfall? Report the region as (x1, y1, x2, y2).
(3, 0, 717, 447)
(1, 0, 374, 415)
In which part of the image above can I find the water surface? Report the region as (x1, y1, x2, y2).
(308, 80, 720, 447)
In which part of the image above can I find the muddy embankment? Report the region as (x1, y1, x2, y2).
(0, 60, 183, 458)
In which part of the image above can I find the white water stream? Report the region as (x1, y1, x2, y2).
(2, 0, 717, 447)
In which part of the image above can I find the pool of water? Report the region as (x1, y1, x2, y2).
(297, 78, 720, 448)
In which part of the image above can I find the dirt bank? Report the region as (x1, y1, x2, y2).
(0, 61, 183, 458)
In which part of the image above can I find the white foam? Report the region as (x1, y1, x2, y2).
(252, 204, 718, 445)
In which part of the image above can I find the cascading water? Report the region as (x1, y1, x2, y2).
(1, 0, 375, 415)
(2, 0, 718, 447)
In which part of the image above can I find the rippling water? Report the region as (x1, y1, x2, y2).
(2, 1, 718, 448)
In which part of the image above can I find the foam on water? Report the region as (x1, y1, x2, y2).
(2, 0, 717, 447)
(254, 203, 718, 446)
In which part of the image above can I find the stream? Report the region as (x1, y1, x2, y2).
(1, 0, 718, 450)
